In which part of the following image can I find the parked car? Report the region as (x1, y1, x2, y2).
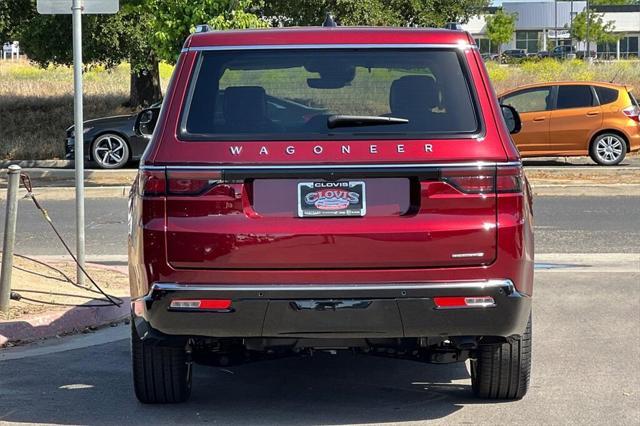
(481, 52, 500, 61)
(67, 96, 327, 168)
(129, 26, 533, 404)
(65, 102, 161, 169)
(499, 82, 640, 165)
(551, 45, 596, 60)
(500, 48, 528, 63)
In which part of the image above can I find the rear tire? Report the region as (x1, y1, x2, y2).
(589, 133, 627, 166)
(131, 322, 192, 403)
(470, 315, 532, 400)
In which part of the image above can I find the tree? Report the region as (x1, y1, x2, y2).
(0, 0, 31, 41)
(148, 0, 269, 64)
(590, 0, 639, 5)
(570, 9, 617, 47)
(4, 0, 267, 107)
(485, 9, 516, 54)
(263, 0, 490, 27)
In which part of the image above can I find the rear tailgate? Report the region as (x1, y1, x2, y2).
(164, 164, 501, 270)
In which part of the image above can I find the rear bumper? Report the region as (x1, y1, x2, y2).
(132, 280, 531, 342)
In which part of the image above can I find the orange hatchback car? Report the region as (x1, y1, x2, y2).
(499, 82, 640, 165)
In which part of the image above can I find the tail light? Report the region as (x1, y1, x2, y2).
(622, 105, 640, 123)
(433, 296, 495, 309)
(167, 170, 222, 195)
(138, 170, 166, 196)
(138, 169, 222, 196)
(441, 166, 522, 194)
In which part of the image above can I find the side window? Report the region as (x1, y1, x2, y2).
(502, 87, 551, 113)
(556, 85, 595, 109)
(594, 86, 618, 105)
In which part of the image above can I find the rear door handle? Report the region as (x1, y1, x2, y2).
(586, 111, 600, 116)
(533, 117, 546, 122)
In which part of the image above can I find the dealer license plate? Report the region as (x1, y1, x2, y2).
(297, 181, 366, 218)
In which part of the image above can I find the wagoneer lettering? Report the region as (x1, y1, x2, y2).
(129, 27, 533, 404)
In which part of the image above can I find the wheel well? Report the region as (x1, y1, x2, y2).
(589, 129, 630, 153)
(89, 131, 131, 162)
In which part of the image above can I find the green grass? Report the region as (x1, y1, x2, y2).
(1, 58, 639, 160)
(486, 59, 640, 94)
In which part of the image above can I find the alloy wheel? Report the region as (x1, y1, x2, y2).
(595, 135, 624, 164)
(93, 134, 129, 168)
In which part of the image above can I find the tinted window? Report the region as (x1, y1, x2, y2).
(595, 86, 618, 105)
(502, 87, 551, 113)
(181, 49, 479, 140)
(556, 85, 595, 109)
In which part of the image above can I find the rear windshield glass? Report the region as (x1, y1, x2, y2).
(630, 91, 639, 107)
(180, 49, 480, 140)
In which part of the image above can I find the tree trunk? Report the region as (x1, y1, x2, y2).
(127, 60, 162, 108)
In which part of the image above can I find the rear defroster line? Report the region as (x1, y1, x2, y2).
(6, 173, 123, 308)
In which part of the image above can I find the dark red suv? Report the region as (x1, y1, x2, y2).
(129, 27, 533, 404)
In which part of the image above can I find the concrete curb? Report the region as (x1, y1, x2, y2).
(0, 299, 130, 346)
(0, 261, 130, 346)
(0, 160, 72, 169)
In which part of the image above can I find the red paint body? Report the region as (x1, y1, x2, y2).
(128, 28, 533, 302)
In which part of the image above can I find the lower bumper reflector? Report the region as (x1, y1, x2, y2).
(169, 299, 232, 311)
(433, 296, 495, 309)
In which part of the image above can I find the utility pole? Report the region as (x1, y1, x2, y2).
(554, 0, 558, 49)
(586, 0, 591, 62)
(570, 0, 574, 47)
(71, 0, 86, 285)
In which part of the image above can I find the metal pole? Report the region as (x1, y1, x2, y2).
(554, 0, 558, 50)
(570, 1, 574, 48)
(0, 165, 21, 312)
(72, 0, 85, 285)
(585, 0, 590, 62)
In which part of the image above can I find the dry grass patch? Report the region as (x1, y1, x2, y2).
(0, 58, 639, 160)
(0, 60, 172, 160)
(487, 59, 640, 95)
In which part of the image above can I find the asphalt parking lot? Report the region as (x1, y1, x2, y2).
(1, 261, 638, 425)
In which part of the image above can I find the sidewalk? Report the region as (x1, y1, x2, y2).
(0, 255, 129, 346)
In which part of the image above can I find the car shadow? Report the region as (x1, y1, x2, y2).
(0, 338, 513, 425)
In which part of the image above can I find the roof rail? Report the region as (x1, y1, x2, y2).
(194, 24, 212, 33)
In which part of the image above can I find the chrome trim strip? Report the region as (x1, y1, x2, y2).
(142, 161, 522, 171)
(150, 279, 513, 294)
(181, 43, 475, 53)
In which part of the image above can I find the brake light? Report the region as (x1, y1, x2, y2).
(622, 105, 640, 123)
(139, 170, 166, 196)
(138, 169, 223, 196)
(441, 169, 494, 194)
(441, 166, 523, 194)
(169, 299, 232, 311)
(167, 170, 222, 195)
(496, 166, 523, 193)
(433, 296, 495, 309)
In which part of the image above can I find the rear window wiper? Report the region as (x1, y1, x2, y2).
(327, 115, 408, 129)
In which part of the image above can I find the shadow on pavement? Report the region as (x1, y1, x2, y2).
(0, 339, 507, 425)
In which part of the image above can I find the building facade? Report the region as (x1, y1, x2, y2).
(463, 2, 640, 59)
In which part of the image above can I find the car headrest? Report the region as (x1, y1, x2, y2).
(223, 86, 268, 125)
(389, 76, 438, 116)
